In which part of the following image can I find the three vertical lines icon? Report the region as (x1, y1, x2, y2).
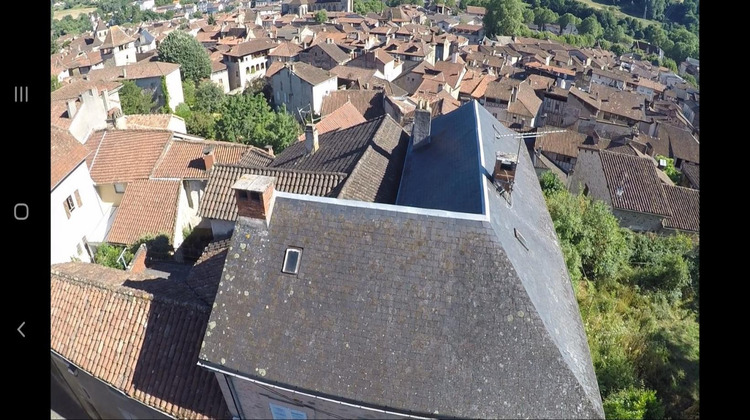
(15, 86, 28, 102)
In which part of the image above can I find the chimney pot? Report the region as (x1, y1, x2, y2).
(411, 104, 432, 150)
(232, 174, 277, 224)
(305, 124, 319, 154)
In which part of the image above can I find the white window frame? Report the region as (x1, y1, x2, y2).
(282, 248, 302, 274)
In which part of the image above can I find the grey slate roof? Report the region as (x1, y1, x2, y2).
(269, 116, 409, 204)
(199, 164, 347, 221)
(199, 101, 604, 418)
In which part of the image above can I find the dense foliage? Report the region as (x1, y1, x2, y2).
(483, 0, 526, 37)
(119, 80, 157, 114)
(94, 243, 133, 269)
(157, 31, 212, 83)
(176, 81, 300, 152)
(540, 171, 699, 419)
(314, 10, 328, 23)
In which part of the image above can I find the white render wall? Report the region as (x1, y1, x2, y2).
(312, 77, 337, 115)
(165, 69, 185, 111)
(51, 163, 108, 264)
(211, 69, 231, 93)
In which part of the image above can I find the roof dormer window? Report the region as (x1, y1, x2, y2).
(282, 247, 302, 275)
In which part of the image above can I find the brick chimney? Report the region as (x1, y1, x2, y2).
(305, 123, 319, 154)
(232, 174, 277, 223)
(203, 145, 215, 170)
(492, 151, 518, 193)
(411, 100, 431, 150)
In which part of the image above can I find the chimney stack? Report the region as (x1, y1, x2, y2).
(492, 151, 518, 193)
(232, 174, 277, 224)
(66, 99, 78, 119)
(305, 123, 319, 154)
(264, 145, 274, 157)
(203, 145, 215, 171)
(411, 100, 432, 150)
(101, 89, 110, 112)
(511, 85, 518, 103)
(122, 67, 127, 78)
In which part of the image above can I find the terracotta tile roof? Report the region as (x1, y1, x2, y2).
(211, 58, 226, 72)
(526, 74, 555, 91)
(51, 126, 89, 190)
(433, 60, 464, 88)
(51, 100, 73, 130)
(200, 165, 346, 221)
(51, 80, 122, 101)
(297, 101, 366, 141)
(286, 62, 336, 86)
(662, 185, 699, 232)
(452, 24, 483, 33)
(508, 82, 542, 118)
(536, 128, 588, 159)
(89, 130, 173, 184)
(100, 25, 135, 49)
(264, 61, 285, 78)
(570, 84, 647, 122)
(223, 39, 277, 57)
(484, 77, 520, 101)
(107, 179, 181, 244)
(466, 5, 486, 14)
(681, 162, 699, 189)
(321, 89, 385, 120)
(599, 150, 672, 217)
(85, 61, 181, 82)
(330, 65, 378, 84)
(657, 123, 700, 164)
(152, 139, 266, 179)
(51, 262, 230, 419)
(125, 114, 176, 130)
(269, 41, 302, 58)
(237, 146, 275, 167)
(308, 42, 351, 64)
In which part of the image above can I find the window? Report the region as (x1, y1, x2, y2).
(269, 402, 307, 420)
(63, 190, 83, 219)
(114, 183, 126, 193)
(249, 191, 261, 202)
(282, 248, 302, 274)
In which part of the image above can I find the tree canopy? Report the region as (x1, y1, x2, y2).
(157, 31, 211, 83)
(483, 0, 525, 37)
(119, 80, 156, 114)
(214, 91, 300, 151)
(314, 10, 328, 23)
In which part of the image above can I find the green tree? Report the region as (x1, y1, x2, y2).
(539, 171, 566, 196)
(214, 92, 299, 151)
(557, 13, 580, 32)
(483, 0, 525, 37)
(654, 155, 681, 184)
(187, 111, 217, 139)
(95, 243, 133, 270)
(533, 7, 558, 32)
(207, 13, 216, 25)
(119, 80, 156, 114)
(157, 30, 211, 83)
(314, 9, 328, 23)
(51, 76, 61, 92)
(195, 80, 225, 113)
(182, 80, 197, 109)
(354, 0, 384, 14)
(522, 8, 535, 24)
(579, 16, 603, 38)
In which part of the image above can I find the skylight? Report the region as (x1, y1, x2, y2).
(282, 248, 302, 274)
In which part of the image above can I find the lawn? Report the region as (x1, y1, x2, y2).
(573, 0, 655, 26)
(53, 7, 97, 20)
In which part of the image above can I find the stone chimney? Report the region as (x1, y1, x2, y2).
(305, 124, 319, 154)
(411, 100, 432, 150)
(121, 67, 127, 79)
(101, 89, 110, 112)
(492, 151, 518, 193)
(203, 145, 215, 171)
(451, 52, 458, 63)
(66, 99, 77, 119)
(511, 85, 518, 103)
(232, 174, 277, 224)
(264, 145, 275, 157)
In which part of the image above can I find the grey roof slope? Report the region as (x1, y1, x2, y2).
(199, 101, 603, 418)
(199, 164, 347, 221)
(269, 116, 409, 203)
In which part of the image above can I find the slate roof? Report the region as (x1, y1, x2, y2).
(184, 239, 232, 304)
(199, 165, 346, 221)
(662, 184, 700, 232)
(89, 130, 173, 184)
(106, 179, 181, 245)
(51, 262, 230, 419)
(599, 150, 672, 217)
(199, 100, 603, 419)
(681, 162, 699, 189)
(51, 126, 89, 190)
(151, 138, 266, 179)
(320, 90, 385, 120)
(656, 123, 700, 164)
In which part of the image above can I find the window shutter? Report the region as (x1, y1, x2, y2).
(64, 201, 71, 219)
(74, 190, 83, 208)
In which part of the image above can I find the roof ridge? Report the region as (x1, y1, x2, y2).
(213, 163, 348, 177)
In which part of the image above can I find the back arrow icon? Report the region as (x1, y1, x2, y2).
(17, 322, 25, 338)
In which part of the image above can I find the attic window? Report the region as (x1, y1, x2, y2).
(282, 247, 302, 274)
